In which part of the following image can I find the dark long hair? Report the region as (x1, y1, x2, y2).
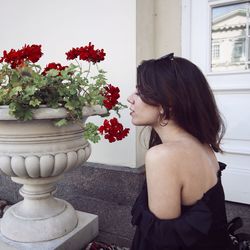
(137, 54, 225, 152)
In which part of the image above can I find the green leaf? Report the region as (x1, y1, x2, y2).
(9, 86, 22, 97)
(29, 98, 41, 107)
(65, 102, 74, 111)
(68, 85, 77, 95)
(83, 122, 101, 143)
(25, 85, 37, 96)
(47, 69, 59, 77)
(22, 110, 33, 121)
(54, 119, 68, 127)
(9, 102, 17, 113)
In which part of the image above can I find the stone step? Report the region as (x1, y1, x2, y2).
(63, 195, 134, 247)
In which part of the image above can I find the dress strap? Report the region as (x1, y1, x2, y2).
(217, 162, 226, 177)
(218, 161, 226, 171)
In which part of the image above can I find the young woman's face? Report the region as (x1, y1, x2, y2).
(127, 90, 161, 126)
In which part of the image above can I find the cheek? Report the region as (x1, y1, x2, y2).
(142, 103, 159, 115)
(132, 104, 160, 125)
(146, 108, 160, 121)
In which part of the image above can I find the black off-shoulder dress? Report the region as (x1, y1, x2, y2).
(131, 162, 232, 250)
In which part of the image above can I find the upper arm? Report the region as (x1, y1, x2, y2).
(145, 146, 182, 220)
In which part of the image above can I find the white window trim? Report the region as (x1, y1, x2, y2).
(181, 0, 192, 59)
(209, 0, 250, 74)
(182, 0, 250, 76)
(208, 0, 248, 6)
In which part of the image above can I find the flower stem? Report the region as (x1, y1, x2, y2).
(85, 62, 91, 78)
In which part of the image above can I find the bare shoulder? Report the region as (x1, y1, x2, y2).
(145, 143, 184, 218)
(145, 143, 184, 195)
(145, 140, 219, 216)
(145, 142, 191, 195)
(145, 143, 185, 171)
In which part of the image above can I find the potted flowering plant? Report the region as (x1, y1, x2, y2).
(0, 43, 129, 143)
(0, 43, 129, 244)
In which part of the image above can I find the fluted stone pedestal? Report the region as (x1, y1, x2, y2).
(0, 106, 105, 247)
(0, 211, 98, 250)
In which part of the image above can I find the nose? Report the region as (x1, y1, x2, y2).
(127, 93, 134, 104)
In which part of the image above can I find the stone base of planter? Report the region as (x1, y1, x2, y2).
(0, 211, 98, 250)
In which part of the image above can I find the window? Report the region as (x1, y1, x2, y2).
(232, 39, 245, 60)
(211, 1, 250, 72)
(212, 44, 220, 59)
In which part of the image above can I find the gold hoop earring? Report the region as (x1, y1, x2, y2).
(159, 113, 168, 127)
(160, 119, 168, 127)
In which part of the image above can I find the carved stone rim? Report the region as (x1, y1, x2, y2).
(0, 146, 91, 178)
(0, 105, 107, 120)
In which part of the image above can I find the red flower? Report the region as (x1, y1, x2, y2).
(0, 44, 43, 69)
(0, 49, 22, 68)
(65, 47, 80, 60)
(102, 84, 120, 110)
(42, 62, 67, 75)
(22, 44, 43, 63)
(65, 42, 106, 63)
(98, 118, 130, 143)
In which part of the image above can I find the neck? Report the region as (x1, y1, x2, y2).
(153, 120, 192, 143)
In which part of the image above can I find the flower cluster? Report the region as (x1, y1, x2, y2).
(0, 44, 42, 69)
(0, 43, 129, 143)
(42, 63, 67, 75)
(102, 84, 120, 110)
(98, 118, 130, 143)
(66, 42, 106, 64)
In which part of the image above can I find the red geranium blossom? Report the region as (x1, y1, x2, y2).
(66, 42, 106, 63)
(0, 44, 42, 69)
(102, 84, 120, 110)
(65, 47, 80, 60)
(98, 118, 130, 143)
(42, 62, 67, 75)
(22, 44, 43, 63)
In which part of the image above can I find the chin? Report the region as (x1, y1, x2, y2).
(131, 119, 140, 126)
(131, 119, 148, 126)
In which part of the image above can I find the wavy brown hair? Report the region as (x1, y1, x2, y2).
(137, 54, 225, 152)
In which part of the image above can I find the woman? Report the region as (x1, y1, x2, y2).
(127, 53, 231, 250)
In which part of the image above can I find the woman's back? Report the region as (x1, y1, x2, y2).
(177, 139, 220, 206)
(131, 161, 231, 250)
(145, 135, 221, 220)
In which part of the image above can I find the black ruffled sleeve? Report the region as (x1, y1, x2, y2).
(131, 187, 212, 248)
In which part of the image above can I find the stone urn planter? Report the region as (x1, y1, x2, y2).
(0, 105, 106, 243)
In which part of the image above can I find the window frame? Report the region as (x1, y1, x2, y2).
(208, 0, 250, 74)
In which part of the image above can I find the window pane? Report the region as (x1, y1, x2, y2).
(211, 2, 250, 72)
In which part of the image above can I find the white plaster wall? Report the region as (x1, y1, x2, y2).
(1, 0, 137, 167)
(134, 0, 182, 167)
(136, 0, 155, 167)
(155, 0, 182, 57)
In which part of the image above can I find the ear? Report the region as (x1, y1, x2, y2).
(159, 105, 164, 115)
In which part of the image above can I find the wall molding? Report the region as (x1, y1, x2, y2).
(181, 0, 192, 58)
(222, 138, 250, 155)
(213, 87, 250, 93)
